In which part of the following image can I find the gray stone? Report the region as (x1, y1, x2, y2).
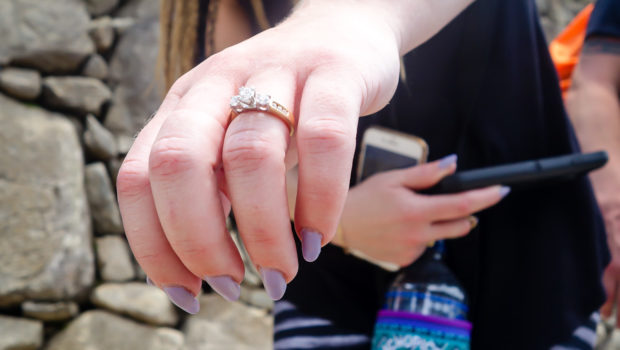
(0, 67, 41, 100)
(84, 114, 118, 160)
(85, 162, 124, 234)
(107, 157, 123, 186)
(0, 93, 94, 307)
(84, 0, 119, 16)
(96, 236, 135, 282)
(91, 283, 178, 326)
(117, 134, 135, 155)
(43, 76, 111, 115)
(0, 0, 94, 73)
(0, 315, 43, 350)
(117, 0, 161, 20)
(89, 17, 116, 53)
(239, 287, 273, 311)
(183, 294, 272, 350)
(83, 54, 109, 80)
(104, 87, 139, 136)
(22, 301, 79, 321)
(108, 13, 161, 135)
(46, 310, 184, 350)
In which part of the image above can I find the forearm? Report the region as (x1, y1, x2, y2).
(290, 0, 475, 55)
(566, 40, 620, 201)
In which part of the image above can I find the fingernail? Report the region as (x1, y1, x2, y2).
(301, 229, 322, 262)
(204, 275, 241, 302)
(260, 268, 287, 300)
(468, 216, 479, 230)
(163, 286, 200, 314)
(146, 276, 154, 286)
(499, 186, 511, 198)
(438, 154, 458, 169)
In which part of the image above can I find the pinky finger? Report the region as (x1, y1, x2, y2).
(430, 216, 479, 241)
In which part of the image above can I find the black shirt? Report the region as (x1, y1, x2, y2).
(284, 1, 609, 349)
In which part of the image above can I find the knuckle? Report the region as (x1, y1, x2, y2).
(223, 129, 284, 175)
(149, 136, 197, 178)
(298, 117, 353, 156)
(455, 196, 474, 216)
(116, 158, 150, 198)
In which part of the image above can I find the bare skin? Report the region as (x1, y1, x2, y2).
(117, 0, 477, 309)
(566, 37, 620, 325)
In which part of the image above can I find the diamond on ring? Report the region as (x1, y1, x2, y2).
(229, 86, 295, 136)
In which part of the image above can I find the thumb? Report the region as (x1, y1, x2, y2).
(396, 154, 458, 190)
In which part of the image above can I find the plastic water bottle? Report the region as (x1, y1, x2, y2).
(371, 242, 471, 350)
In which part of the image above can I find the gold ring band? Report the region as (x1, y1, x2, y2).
(229, 86, 295, 136)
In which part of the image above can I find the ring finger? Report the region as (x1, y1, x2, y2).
(223, 68, 298, 300)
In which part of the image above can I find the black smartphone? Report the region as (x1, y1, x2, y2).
(422, 151, 608, 194)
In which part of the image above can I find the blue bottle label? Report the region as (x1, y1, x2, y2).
(371, 310, 471, 350)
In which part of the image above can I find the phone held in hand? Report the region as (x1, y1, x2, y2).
(357, 126, 429, 183)
(353, 126, 428, 271)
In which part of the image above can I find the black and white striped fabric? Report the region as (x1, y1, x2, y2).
(275, 300, 599, 350)
(274, 300, 371, 350)
(550, 312, 600, 350)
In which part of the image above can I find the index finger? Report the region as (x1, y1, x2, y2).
(421, 185, 511, 221)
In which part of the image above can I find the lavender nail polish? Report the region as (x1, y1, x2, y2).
(499, 186, 511, 198)
(204, 276, 241, 302)
(163, 286, 200, 314)
(438, 154, 458, 169)
(301, 229, 322, 262)
(146, 276, 154, 286)
(260, 268, 287, 300)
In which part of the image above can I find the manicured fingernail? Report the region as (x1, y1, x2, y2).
(163, 286, 200, 314)
(146, 276, 154, 286)
(499, 186, 511, 198)
(204, 276, 240, 302)
(438, 154, 457, 169)
(468, 216, 479, 230)
(301, 229, 322, 262)
(260, 268, 286, 300)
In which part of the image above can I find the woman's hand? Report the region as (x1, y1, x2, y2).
(116, 0, 474, 312)
(337, 155, 509, 268)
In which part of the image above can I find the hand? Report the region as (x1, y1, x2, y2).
(596, 186, 620, 326)
(116, 1, 405, 311)
(337, 155, 509, 267)
(116, 0, 474, 312)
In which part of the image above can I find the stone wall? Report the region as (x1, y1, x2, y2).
(0, 0, 271, 349)
(0, 0, 607, 349)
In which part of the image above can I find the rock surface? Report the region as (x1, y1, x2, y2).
(89, 17, 116, 53)
(46, 310, 184, 350)
(183, 294, 272, 350)
(21, 301, 79, 321)
(0, 0, 94, 73)
(107, 10, 161, 135)
(0, 315, 43, 350)
(0, 93, 93, 306)
(83, 54, 109, 80)
(84, 0, 119, 16)
(95, 236, 134, 282)
(0, 67, 41, 100)
(43, 76, 112, 115)
(91, 283, 178, 326)
(239, 287, 274, 311)
(84, 114, 118, 160)
(85, 163, 124, 234)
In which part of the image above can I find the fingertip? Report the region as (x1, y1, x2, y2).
(499, 186, 511, 198)
(437, 154, 458, 170)
(301, 229, 323, 262)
